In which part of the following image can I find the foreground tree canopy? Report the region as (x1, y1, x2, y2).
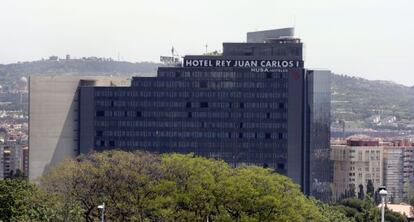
(1, 151, 386, 221)
(41, 151, 331, 222)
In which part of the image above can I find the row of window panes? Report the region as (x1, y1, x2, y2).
(99, 130, 286, 139)
(96, 101, 286, 110)
(199, 152, 286, 161)
(95, 90, 288, 98)
(105, 120, 287, 129)
(156, 71, 289, 79)
(98, 110, 286, 120)
(134, 80, 288, 89)
(95, 140, 285, 150)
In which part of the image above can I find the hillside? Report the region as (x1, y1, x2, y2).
(331, 74, 414, 129)
(0, 58, 160, 77)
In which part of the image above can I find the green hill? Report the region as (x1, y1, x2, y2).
(332, 74, 414, 129)
(0, 58, 159, 78)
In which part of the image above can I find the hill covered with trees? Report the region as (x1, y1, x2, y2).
(0, 57, 159, 77)
(332, 74, 414, 130)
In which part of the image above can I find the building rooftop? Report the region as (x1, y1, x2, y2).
(332, 135, 414, 147)
(377, 203, 414, 219)
(246, 27, 295, 43)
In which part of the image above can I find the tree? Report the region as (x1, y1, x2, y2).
(0, 179, 34, 221)
(40, 150, 330, 222)
(360, 196, 379, 222)
(0, 179, 79, 222)
(358, 184, 365, 200)
(310, 198, 353, 222)
(366, 179, 375, 197)
(348, 184, 356, 198)
(41, 150, 163, 222)
(385, 209, 408, 222)
(335, 197, 408, 222)
(407, 194, 414, 207)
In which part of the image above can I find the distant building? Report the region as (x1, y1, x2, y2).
(383, 140, 414, 203)
(22, 145, 29, 177)
(0, 137, 27, 178)
(48, 56, 59, 61)
(332, 137, 414, 202)
(331, 136, 384, 200)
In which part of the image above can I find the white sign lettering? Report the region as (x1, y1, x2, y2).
(184, 59, 301, 68)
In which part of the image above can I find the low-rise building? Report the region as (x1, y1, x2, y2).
(377, 203, 414, 221)
(331, 136, 383, 200)
(332, 136, 414, 203)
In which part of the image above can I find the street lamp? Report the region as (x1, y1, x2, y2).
(379, 189, 388, 222)
(98, 203, 105, 222)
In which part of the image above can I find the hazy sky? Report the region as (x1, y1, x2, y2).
(1, 0, 413, 85)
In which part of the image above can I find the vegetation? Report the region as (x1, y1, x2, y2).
(333, 197, 407, 222)
(0, 59, 159, 78)
(0, 150, 350, 222)
(0, 151, 410, 221)
(40, 151, 328, 222)
(332, 74, 414, 129)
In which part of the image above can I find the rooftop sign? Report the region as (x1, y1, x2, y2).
(183, 59, 302, 68)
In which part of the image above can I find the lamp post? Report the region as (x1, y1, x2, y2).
(379, 189, 387, 222)
(98, 203, 105, 222)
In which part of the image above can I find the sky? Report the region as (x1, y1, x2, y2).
(1, 0, 413, 85)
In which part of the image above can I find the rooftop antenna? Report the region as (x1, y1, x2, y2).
(205, 43, 208, 54)
(171, 46, 175, 57)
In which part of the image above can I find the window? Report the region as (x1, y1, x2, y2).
(277, 163, 285, 170)
(266, 72, 272, 79)
(186, 102, 192, 108)
(265, 133, 271, 139)
(200, 102, 209, 108)
(200, 81, 207, 88)
(96, 111, 104, 117)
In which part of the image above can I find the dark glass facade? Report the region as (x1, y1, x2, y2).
(78, 35, 331, 196)
(305, 70, 332, 200)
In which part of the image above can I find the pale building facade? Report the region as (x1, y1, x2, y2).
(29, 76, 130, 180)
(331, 138, 383, 200)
